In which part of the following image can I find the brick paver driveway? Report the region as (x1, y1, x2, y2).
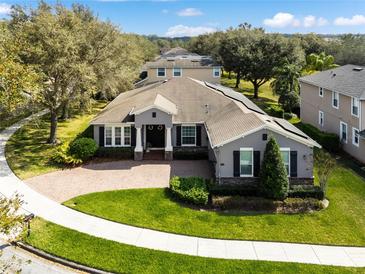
(24, 160, 213, 203)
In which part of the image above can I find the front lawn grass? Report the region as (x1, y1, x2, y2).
(25, 218, 363, 274)
(5, 101, 106, 179)
(0, 109, 35, 132)
(64, 161, 365, 246)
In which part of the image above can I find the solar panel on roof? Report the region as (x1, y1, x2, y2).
(274, 119, 308, 139)
(204, 82, 266, 115)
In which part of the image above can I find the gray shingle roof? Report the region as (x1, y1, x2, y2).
(299, 64, 365, 99)
(145, 58, 218, 69)
(91, 77, 319, 148)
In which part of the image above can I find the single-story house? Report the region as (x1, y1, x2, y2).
(90, 77, 320, 184)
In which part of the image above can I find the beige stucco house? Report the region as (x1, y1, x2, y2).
(300, 64, 365, 163)
(136, 47, 221, 86)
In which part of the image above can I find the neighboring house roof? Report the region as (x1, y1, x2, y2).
(161, 47, 199, 58)
(299, 64, 365, 99)
(145, 58, 219, 69)
(91, 77, 320, 148)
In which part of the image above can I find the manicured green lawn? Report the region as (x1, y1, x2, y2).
(64, 161, 365, 246)
(25, 218, 363, 274)
(6, 101, 106, 179)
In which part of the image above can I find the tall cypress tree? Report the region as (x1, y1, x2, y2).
(259, 136, 289, 200)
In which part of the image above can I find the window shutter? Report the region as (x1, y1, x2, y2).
(233, 151, 240, 177)
(176, 126, 181, 146)
(253, 151, 261, 177)
(99, 126, 105, 147)
(196, 125, 202, 146)
(131, 126, 136, 146)
(290, 151, 298, 177)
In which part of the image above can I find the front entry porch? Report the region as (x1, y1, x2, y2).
(134, 124, 173, 161)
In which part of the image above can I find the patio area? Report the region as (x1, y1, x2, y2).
(24, 160, 213, 203)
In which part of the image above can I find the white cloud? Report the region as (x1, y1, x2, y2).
(334, 15, 365, 26)
(263, 12, 300, 28)
(264, 13, 330, 28)
(177, 8, 203, 17)
(0, 3, 11, 15)
(165, 24, 216, 37)
(303, 15, 316, 27)
(303, 15, 328, 27)
(317, 17, 329, 26)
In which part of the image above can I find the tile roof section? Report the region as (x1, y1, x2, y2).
(91, 77, 320, 148)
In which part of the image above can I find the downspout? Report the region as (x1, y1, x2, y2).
(214, 147, 221, 184)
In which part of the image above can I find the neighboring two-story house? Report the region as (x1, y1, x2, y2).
(300, 64, 365, 163)
(136, 47, 221, 86)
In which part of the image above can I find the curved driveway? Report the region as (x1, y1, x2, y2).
(1, 113, 365, 267)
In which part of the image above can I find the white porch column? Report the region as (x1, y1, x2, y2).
(135, 127, 143, 152)
(165, 127, 173, 151)
(165, 126, 173, 161)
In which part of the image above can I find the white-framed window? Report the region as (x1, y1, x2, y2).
(340, 121, 348, 143)
(181, 125, 196, 146)
(319, 111, 324, 127)
(115, 127, 122, 146)
(352, 127, 360, 147)
(105, 126, 112, 146)
(319, 87, 324, 97)
(213, 67, 220, 78)
(351, 97, 359, 117)
(173, 67, 182, 77)
(105, 125, 132, 147)
(332, 91, 339, 109)
(240, 148, 253, 177)
(157, 68, 166, 77)
(280, 148, 290, 177)
(124, 126, 131, 146)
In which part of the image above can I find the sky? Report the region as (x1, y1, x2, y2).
(1, 0, 365, 37)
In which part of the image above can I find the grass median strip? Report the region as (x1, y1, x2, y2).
(25, 218, 364, 274)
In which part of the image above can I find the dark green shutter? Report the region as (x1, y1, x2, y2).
(131, 126, 136, 146)
(290, 151, 298, 177)
(176, 126, 181, 146)
(233, 151, 240, 177)
(196, 125, 202, 146)
(99, 126, 104, 147)
(253, 151, 261, 177)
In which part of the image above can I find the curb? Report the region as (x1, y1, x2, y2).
(16, 242, 112, 274)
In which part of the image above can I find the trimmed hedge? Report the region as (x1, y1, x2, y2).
(295, 123, 340, 152)
(169, 176, 209, 205)
(209, 184, 258, 197)
(95, 147, 134, 159)
(288, 185, 324, 200)
(173, 149, 208, 160)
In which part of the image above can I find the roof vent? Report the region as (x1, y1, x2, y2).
(353, 67, 364, 71)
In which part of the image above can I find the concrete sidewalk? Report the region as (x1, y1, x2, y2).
(1, 112, 365, 268)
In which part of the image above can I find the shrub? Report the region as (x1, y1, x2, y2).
(295, 123, 340, 152)
(288, 185, 325, 200)
(69, 138, 98, 161)
(267, 105, 284, 118)
(76, 125, 94, 139)
(259, 136, 289, 200)
(95, 147, 134, 159)
(52, 143, 83, 166)
(169, 176, 209, 205)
